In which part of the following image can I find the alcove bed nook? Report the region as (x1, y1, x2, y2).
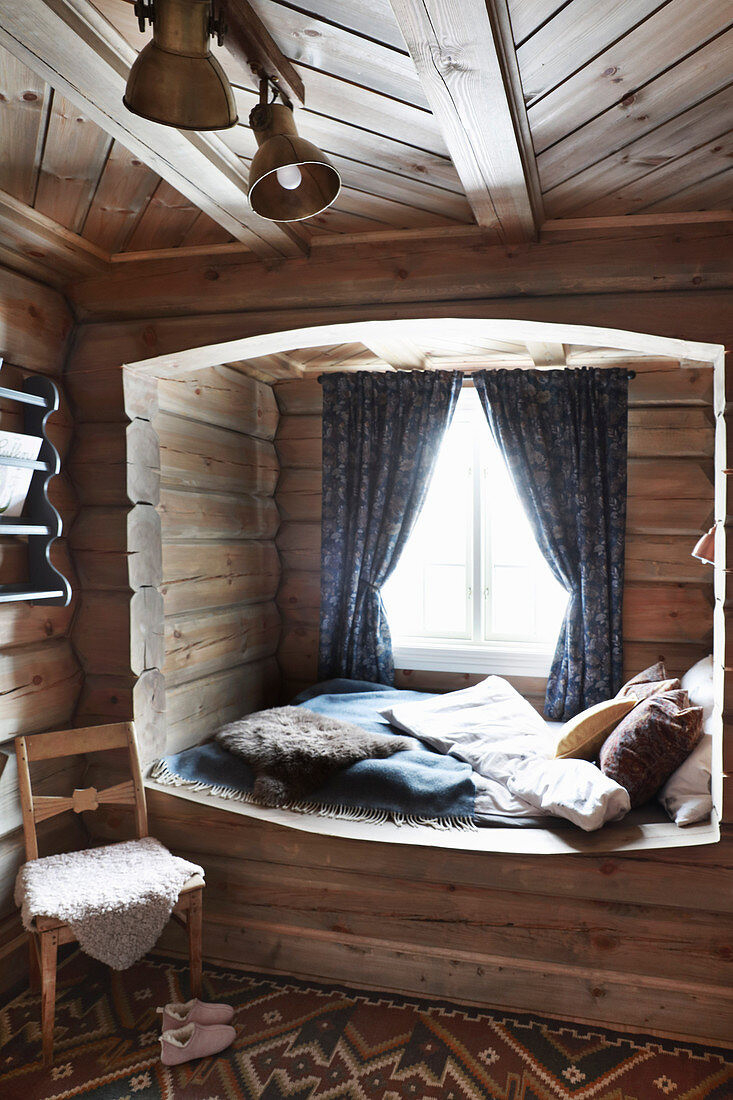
(60, 313, 732, 1046)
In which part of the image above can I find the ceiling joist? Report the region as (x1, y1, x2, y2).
(388, 0, 541, 241)
(0, 0, 303, 260)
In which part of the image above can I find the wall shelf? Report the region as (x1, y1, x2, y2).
(0, 363, 72, 607)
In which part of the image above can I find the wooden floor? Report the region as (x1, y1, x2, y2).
(143, 786, 733, 1048)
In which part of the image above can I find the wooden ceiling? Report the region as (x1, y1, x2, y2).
(0, 0, 730, 286)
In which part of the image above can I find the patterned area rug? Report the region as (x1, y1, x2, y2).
(0, 952, 731, 1099)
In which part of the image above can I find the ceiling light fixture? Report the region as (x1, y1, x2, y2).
(124, 0, 238, 131)
(247, 75, 340, 222)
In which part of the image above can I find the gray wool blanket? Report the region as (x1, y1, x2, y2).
(215, 705, 412, 807)
(15, 837, 203, 970)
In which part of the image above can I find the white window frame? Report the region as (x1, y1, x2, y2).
(387, 385, 562, 678)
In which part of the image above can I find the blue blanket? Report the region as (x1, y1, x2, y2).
(151, 679, 476, 828)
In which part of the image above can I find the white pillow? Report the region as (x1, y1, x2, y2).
(507, 757, 631, 832)
(658, 654, 714, 825)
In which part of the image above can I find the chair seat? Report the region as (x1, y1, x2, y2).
(31, 873, 204, 932)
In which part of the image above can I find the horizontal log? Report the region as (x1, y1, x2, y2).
(625, 536, 714, 584)
(157, 410, 278, 495)
(0, 638, 82, 743)
(626, 496, 713, 536)
(0, 267, 73, 374)
(146, 787, 733, 910)
(46, 472, 80, 528)
(159, 487, 279, 541)
(64, 363, 158, 422)
(627, 408, 714, 459)
(69, 419, 160, 506)
(70, 504, 162, 590)
(279, 623, 319, 683)
(158, 914, 733, 1046)
(74, 588, 165, 677)
(623, 642, 710, 680)
(69, 226, 733, 322)
(394, 668, 546, 705)
(627, 459, 714, 500)
(157, 365, 278, 439)
(74, 668, 166, 763)
(161, 540, 280, 615)
(276, 434, 322, 470)
(623, 583, 713, 644)
(276, 467, 322, 523)
(0, 750, 84, 838)
(275, 378, 323, 416)
(164, 600, 280, 686)
(277, 522, 321, 572)
(187, 852, 731, 988)
(277, 571, 321, 612)
(0, 362, 74, 458)
(165, 657, 281, 753)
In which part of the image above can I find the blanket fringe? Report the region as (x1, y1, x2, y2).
(149, 760, 477, 831)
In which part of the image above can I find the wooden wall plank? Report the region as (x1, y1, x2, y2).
(166, 657, 280, 753)
(0, 266, 73, 375)
(158, 488, 279, 542)
(0, 638, 83, 744)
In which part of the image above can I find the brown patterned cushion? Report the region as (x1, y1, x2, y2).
(599, 689, 703, 807)
(615, 661, 680, 703)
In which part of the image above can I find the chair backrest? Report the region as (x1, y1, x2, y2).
(15, 721, 148, 861)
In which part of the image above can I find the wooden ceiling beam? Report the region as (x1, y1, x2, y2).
(0, 0, 303, 260)
(526, 342, 566, 368)
(387, 0, 540, 241)
(0, 185, 110, 281)
(363, 335, 429, 370)
(223, 0, 305, 106)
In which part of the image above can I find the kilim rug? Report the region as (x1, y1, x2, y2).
(0, 951, 731, 1100)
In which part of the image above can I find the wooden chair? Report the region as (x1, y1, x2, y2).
(15, 721, 204, 1068)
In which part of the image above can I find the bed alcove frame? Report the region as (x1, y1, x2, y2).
(85, 314, 732, 1046)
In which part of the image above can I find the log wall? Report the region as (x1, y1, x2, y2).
(274, 363, 715, 707)
(0, 266, 84, 997)
(156, 365, 282, 754)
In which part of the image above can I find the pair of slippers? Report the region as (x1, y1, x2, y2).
(157, 998, 236, 1065)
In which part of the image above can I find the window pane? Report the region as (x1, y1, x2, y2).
(489, 564, 534, 636)
(424, 564, 468, 635)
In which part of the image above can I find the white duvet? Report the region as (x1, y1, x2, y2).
(381, 676, 630, 831)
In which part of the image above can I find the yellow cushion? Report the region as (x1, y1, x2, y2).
(555, 697, 637, 760)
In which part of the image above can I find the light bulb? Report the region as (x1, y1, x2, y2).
(276, 163, 302, 190)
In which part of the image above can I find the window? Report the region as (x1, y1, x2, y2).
(382, 386, 568, 675)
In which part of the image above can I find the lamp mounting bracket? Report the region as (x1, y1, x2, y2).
(133, 0, 155, 31)
(253, 70, 292, 112)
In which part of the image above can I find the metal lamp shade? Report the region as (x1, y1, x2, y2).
(248, 103, 341, 221)
(124, 0, 237, 131)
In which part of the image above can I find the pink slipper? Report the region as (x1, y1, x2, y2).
(157, 998, 234, 1031)
(160, 1021, 236, 1065)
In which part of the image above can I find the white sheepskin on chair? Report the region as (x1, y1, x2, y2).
(15, 836, 203, 970)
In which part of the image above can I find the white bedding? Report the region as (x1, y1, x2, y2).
(381, 677, 631, 832)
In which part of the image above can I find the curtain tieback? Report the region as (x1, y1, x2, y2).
(357, 579, 381, 593)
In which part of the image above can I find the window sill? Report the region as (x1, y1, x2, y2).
(392, 642, 554, 677)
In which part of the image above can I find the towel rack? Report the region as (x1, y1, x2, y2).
(0, 362, 72, 606)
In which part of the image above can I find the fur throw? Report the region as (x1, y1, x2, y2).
(215, 706, 412, 806)
(15, 837, 203, 970)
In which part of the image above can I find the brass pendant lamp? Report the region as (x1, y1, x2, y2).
(124, 0, 237, 131)
(248, 76, 340, 222)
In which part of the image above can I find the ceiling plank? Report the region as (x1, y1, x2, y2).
(387, 0, 539, 240)
(0, 0, 301, 259)
(80, 138, 160, 252)
(526, 341, 566, 367)
(0, 48, 51, 205)
(34, 90, 113, 233)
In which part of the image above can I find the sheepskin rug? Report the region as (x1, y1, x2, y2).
(215, 706, 411, 806)
(15, 837, 203, 970)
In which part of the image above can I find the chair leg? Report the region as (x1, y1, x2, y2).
(28, 933, 41, 992)
(40, 929, 59, 1068)
(187, 889, 203, 998)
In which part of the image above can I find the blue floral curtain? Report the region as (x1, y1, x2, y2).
(473, 367, 628, 719)
(319, 370, 463, 684)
